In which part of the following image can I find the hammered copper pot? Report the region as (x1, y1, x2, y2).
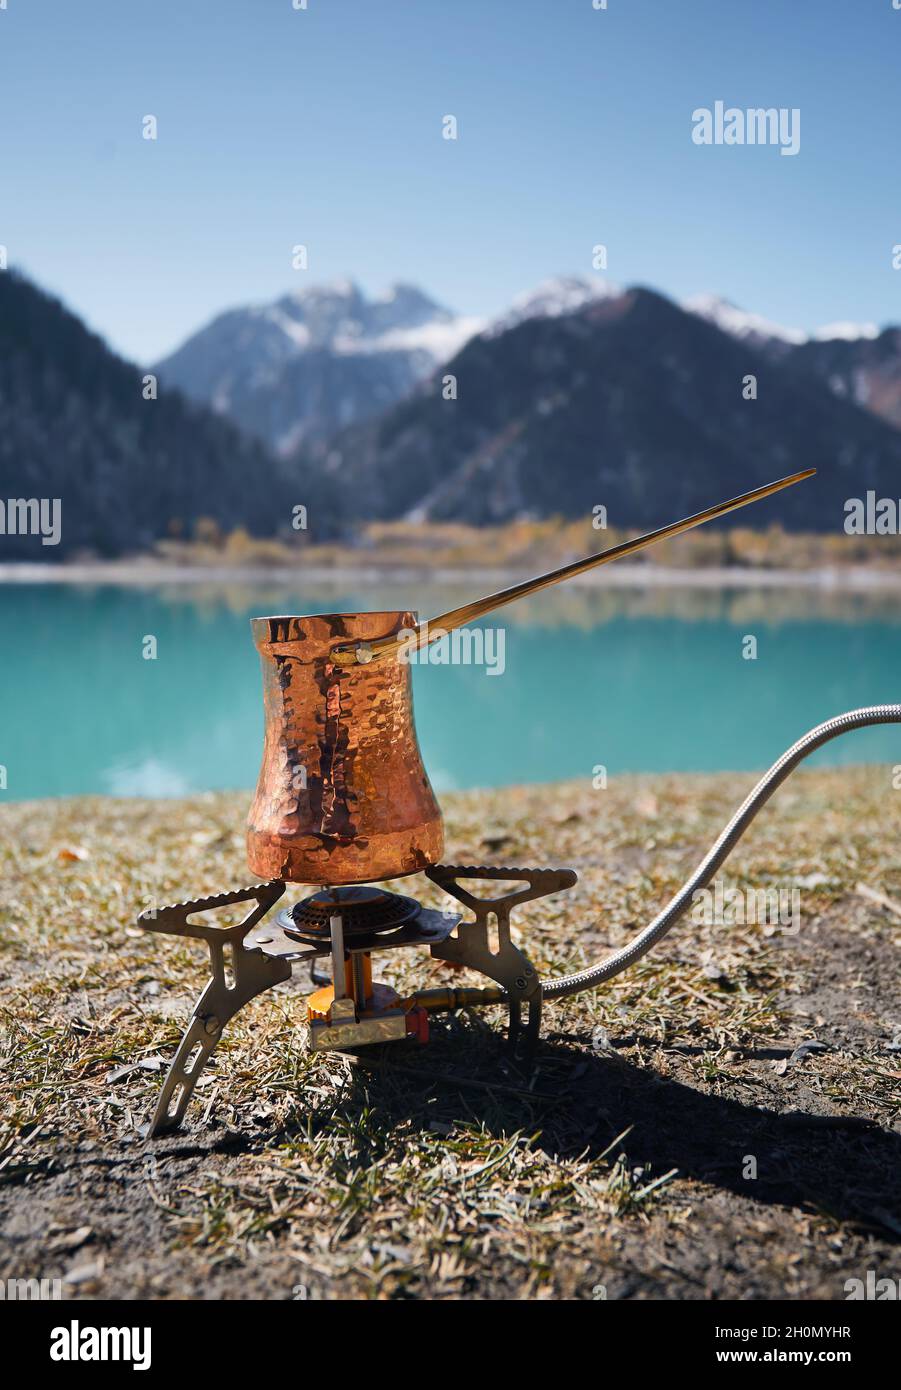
(246, 611, 443, 885)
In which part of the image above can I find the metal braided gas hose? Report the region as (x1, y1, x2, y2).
(530, 704, 901, 1002)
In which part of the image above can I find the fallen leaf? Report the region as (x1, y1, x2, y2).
(790, 1040, 829, 1063)
(63, 1259, 104, 1285)
(855, 882, 901, 920)
(48, 1226, 93, 1254)
(107, 1056, 168, 1083)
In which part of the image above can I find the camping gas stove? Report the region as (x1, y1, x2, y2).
(137, 470, 835, 1137)
(139, 864, 576, 1136)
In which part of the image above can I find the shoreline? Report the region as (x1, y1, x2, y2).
(2, 559, 901, 590)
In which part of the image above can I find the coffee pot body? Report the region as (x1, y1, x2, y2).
(246, 612, 443, 885)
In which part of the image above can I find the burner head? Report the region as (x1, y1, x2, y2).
(277, 885, 422, 946)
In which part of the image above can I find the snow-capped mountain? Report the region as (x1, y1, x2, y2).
(811, 321, 880, 342)
(155, 275, 629, 456)
(683, 293, 879, 350)
(8, 263, 901, 560)
(302, 285, 901, 533)
(155, 280, 483, 455)
(683, 294, 898, 427)
(487, 274, 621, 336)
(682, 293, 806, 348)
(156, 274, 901, 461)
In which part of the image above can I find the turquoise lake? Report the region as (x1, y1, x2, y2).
(2, 580, 901, 800)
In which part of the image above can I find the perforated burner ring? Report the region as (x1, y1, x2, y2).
(276, 885, 422, 947)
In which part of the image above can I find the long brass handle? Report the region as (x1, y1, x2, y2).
(332, 467, 815, 667)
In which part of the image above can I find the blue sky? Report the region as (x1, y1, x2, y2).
(1, 0, 899, 363)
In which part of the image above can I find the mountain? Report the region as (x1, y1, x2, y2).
(783, 329, 901, 433)
(684, 294, 901, 431)
(682, 294, 807, 352)
(684, 293, 880, 350)
(5, 268, 901, 560)
(160, 274, 901, 470)
(155, 280, 482, 455)
(299, 286, 901, 532)
(486, 274, 621, 336)
(0, 270, 318, 559)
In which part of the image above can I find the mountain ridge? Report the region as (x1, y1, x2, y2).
(158, 273, 901, 450)
(154, 278, 482, 455)
(293, 285, 901, 533)
(4, 268, 901, 561)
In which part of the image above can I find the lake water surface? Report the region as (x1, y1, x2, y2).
(2, 580, 901, 800)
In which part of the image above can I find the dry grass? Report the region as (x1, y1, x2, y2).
(155, 516, 901, 574)
(0, 769, 899, 1299)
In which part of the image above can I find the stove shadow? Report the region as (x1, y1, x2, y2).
(293, 1027, 900, 1241)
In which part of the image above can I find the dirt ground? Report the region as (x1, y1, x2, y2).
(1, 768, 899, 1300)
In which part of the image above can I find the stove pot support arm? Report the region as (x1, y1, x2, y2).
(139, 881, 289, 1136)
